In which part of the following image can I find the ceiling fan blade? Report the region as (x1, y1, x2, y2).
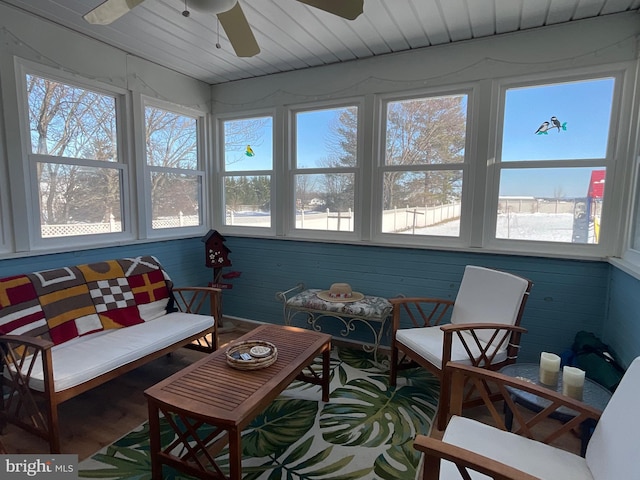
(217, 2, 260, 57)
(83, 0, 147, 25)
(297, 0, 364, 20)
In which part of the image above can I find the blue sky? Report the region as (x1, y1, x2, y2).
(502, 78, 613, 162)
(225, 77, 615, 199)
(500, 77, 614, 198)
(223, 116, 273, 171)
(295, 109, 341, 168)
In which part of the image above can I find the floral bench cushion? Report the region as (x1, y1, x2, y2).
(286, 288, 392, 321)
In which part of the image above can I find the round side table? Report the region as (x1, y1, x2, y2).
(499, 362, 612, 456)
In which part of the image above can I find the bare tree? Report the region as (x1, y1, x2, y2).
(383, 96, 466, 208)
(145, 106, 199, 219)
(28, 75, 118, 225)
(223, 117, 270, 167)
(323, 97, 466, 211)
(295, 174, 317, 208)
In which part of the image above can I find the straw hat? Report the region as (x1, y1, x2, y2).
(316, 283, 364, 303)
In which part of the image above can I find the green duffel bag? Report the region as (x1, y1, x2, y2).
(571, 331, 625, 392)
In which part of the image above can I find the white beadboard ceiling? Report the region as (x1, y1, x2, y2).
(2, 0, 639, 85)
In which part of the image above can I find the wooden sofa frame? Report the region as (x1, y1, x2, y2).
(0, 286, 221, 454)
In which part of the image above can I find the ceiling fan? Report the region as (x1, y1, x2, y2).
(83, 0, 364, 58)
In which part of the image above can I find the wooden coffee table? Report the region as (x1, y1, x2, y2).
(144, 324, 331, 480)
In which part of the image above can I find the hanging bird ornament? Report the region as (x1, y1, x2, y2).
(245, 145, 255, 157)
(550, 116, 567, 132)
(535, 116, 567, 135)
(535, 121, 550, 135)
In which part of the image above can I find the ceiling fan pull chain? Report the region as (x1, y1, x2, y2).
(216, 17, 221, 49)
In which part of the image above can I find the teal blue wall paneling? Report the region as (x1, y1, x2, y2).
(219, 237, 610, 363)
(0, 238, 210, 289)
(603, 267, 640, 367)
(0, 235, 611, 364)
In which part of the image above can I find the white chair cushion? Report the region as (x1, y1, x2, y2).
(17, 312, 214, 392)
(585, 356, 640, 480)
(440, 415, 593, 480)
(451, 266, 529, 345)
(396, 326, 507, 369)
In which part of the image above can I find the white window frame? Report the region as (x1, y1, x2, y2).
(611, 53, 640, 279)
(14, 59, 134, 251)
(615, 153, 640, 278)
(626, 155, 640, 256)
(372, 85, 477, 249)
(139, 96, 208, 240)
(0, 130, 9, 254)
(286, 99, 364, 242)
(214, 109, 276, 237)
(484, 67, 630, 259)
(0, 154, 11, 254)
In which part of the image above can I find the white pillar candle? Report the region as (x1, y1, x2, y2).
(539, 352, 561, 386)
(562, 366, 586, 400)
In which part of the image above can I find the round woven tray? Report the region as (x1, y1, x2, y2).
(225, 340, 278, 370)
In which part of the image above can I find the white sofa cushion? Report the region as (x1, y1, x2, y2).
(396, 327, 507, 369)
(440, 415, 593, 480)
(21, 312, 214, 392)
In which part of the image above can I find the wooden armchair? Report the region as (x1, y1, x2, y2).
(414, 358, 639, 479)
(390, 265, 532, 429)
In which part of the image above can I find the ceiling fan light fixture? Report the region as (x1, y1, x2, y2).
(83, 0, 147, 25)
(188, 0, 237, 14)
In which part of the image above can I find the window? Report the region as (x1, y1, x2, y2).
(211, 70, 629, 260)
(379, 93, 468, 238)
(493, 77, 615, 246)
(293, 105, 359, 233)
(144, 101, 205, 233)
(221, 115, 273, 229)
(23, 71, 128, 245)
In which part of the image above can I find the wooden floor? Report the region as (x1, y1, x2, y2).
(1, 319, 580, 461)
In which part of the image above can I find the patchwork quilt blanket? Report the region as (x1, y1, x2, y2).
(0, 256, 173, 346)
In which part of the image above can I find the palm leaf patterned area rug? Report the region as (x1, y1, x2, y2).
(78, 346, 439, 480)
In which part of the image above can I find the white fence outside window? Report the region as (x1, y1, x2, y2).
(41, 213, 199, 237)
(224, 204, 461, 232)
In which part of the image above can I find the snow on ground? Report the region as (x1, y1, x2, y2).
(230, 211, 591, 243)
(406, 213, 581, 243)
(495, 213, 574, 242)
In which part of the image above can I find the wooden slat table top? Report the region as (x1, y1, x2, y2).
(144, 324, 330, 428)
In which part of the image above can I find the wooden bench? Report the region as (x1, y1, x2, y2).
(0, 255, 220, 453)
